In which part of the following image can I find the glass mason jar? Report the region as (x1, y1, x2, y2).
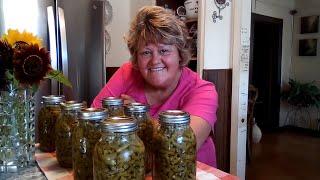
(93, 116, 145, 180)
(38, 95, 65, 152)
(124, 102, 154, 174)
(101, 97, 124, 116)
(153, 110, 197, 180)
(55, 101, 86, 168)
(73, 108, 108, 180)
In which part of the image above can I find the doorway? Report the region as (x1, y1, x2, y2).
(249, 14, 283, 131)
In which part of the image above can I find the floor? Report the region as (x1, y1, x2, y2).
(245, 127, 320, 180)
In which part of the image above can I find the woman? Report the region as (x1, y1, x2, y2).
(92, 6, 218, 167)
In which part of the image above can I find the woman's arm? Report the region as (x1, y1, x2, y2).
(190, 115, 212, 151)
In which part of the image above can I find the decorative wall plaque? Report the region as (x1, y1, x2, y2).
(212, 0, 232, 23)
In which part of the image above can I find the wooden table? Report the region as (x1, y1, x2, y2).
(35, 149, 241, 180)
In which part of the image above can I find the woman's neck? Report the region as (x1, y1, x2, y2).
(144, 69, 182, 106)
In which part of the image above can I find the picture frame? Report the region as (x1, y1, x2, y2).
(300, 15, 319, 34)
(299, 39, 317, 56)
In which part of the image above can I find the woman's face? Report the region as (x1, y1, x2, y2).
(137, 43, 182, 89)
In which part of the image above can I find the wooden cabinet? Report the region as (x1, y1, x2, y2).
(185, 18, 198, 72)
(156, 0, 198, 73)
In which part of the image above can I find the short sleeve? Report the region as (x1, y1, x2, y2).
(180, 82, 218, 132)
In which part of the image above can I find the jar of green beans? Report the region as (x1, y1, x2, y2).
(124, 102, 153, 174)
(55, 101, 86, 168)
(153, 110, 197, 180)
(73, 108, 108, 180)
(101, 97, 124, 117)
(38, 95, 65, 152)
(93, 116, 145, 180)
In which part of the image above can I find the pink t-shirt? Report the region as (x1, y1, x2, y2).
(92, 62, 218, 167)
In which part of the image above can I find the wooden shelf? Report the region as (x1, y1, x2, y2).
(185, 18, 198, 23)
(190, 57, 197, 61)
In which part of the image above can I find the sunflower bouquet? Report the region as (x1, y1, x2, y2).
(0, 29, 72, 171)
(0, 29, 71, 92)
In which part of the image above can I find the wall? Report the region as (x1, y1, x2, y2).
(289, 0, 320, 129)
(105, 0, 155, 67)
(252, 0, 295, 9)
(199, 0, 232, 70)
(293, 0, 320, 87)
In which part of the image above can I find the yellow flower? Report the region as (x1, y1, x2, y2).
(2, 29, 43, 47)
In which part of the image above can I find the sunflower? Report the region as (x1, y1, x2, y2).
(13, 43, 52, 86)
(0, 39, 14, 89)
(2, 29, 43, 48)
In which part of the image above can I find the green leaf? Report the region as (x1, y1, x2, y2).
(281, 78, 320, 108)
(13, 77, 19, 89)
(5, 70, 14, 80)
(46, 70, 72, 88)
(5, 71, 19, 89)
(32, 84, 39, 93)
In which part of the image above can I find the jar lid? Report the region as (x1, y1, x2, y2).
(158, 110, 190, 124)
(61, 101, 87, 110)
(42, 95, 65, 103)
(78, 108, 108, 121)
(123, 102, 149, 112)
(101, 116, 138, 133)
(101, 97, 123, 106)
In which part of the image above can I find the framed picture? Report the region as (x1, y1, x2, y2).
(299, 39, 317, 56)
(300, 15, 319, 34)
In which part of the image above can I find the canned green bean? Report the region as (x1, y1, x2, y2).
(93, 116, 145, 180)
(153, 110, 197, 180)
(55, 101, 86, 168)
(124, 102, 154, 174)
(73, 108, 108, 180)
(101, 97, 124, 117)
(38, 95, 65, 152)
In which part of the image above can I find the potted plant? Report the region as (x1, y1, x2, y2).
(281, 78, 320, 108)
(281, 78, 320, 128)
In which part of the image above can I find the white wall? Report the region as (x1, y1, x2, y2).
(288, 0, 320, 129)
(105, 0, 155, 67)
(295, 0, 320, 9)
(252, 0, 295, 9)
(292, 0, 320, 87)
(198, 0, 232, 70)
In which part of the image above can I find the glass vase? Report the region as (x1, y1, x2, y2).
(0, 84, 35, 173)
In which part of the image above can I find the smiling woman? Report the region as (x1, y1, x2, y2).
(136, 43, 182, 96)
(91, 6, 218, 170)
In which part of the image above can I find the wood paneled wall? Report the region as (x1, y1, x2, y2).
(106, 67, 120, 82)
(106, 67, 233, 172)
(203, 69, 232, 172)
